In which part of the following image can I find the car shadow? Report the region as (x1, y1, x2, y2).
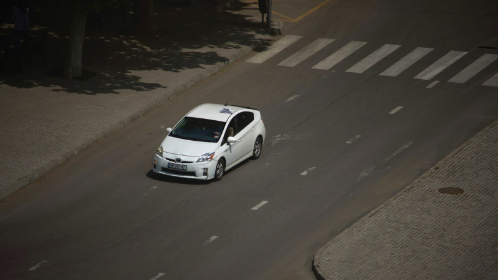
(146, 170, 211, 185)
(224, 158, 252, 176)
(145, 157, 255, 185)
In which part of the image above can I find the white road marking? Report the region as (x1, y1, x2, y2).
(144, 186, 158, 195)
(448, 54, 498, 83)
(346, 44, 401, 73)
(150, 273, 165, 280)
(380, 47, 434, 77)
(278, 38, 334, 67)
(286, 95, 299, 102)
(346, 135, 361, 144)
(389, 106, 403, 114)
(301, 167, 316, 176)
(357, 166, 374, 182)
(414, 51, 467, 80)
(246, 35, 302, 64)
(482, 73, 498, 87)
(203, 236, 218, 245)
(357, 142, 413, 182)
(426, 80, 439, 88)
(383, 142, 413, 163)
(271, 133, 312, 146)
(312, 41, 367, 70)
(251, 200, 269, 210)
(29, 261, 48, 271)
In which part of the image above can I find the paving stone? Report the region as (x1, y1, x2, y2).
(314, 121, 498, 280)
(0, 4, 272, 199)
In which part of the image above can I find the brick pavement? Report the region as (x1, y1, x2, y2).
(0, 1, 275, 199)
(313, 120, 498, 279)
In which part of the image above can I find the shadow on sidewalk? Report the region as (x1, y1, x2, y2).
(0, 0, 270, 95)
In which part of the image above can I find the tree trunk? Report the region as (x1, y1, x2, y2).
(133, 0, 156, 38)
(64, 7, 88, 79)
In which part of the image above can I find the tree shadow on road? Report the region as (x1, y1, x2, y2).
(0, 0, 271, 95)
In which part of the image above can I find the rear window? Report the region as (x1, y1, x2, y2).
(170, 117, 225, 143)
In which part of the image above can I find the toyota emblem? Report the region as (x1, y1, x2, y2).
(175, 158, 182, 163)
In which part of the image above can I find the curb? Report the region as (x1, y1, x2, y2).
(312, 119, 498, 280)
(0, 37, 271, 201)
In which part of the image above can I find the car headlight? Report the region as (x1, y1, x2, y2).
(156, 145, 163, 157)
(196, 152, 215, 163)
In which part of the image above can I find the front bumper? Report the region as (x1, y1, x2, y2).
(152, 154, 217, 180)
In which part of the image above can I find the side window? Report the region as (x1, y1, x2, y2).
(222, 117, 237, 145)
(236, 112, 254, 132)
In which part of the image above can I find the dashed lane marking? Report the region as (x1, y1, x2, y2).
(427, 80, 439, 88)
(383, 142, 414, 163)
(149, 273, 165, 280)
(203, 236, 219, 245)
(346, 135, 361, 144)
(389, 106, 403, 114)
(144, 186, 158, 195)
(301, 167, 316, 176)
(286, 95, 299, 102)
(357, 142, 413, 182)
(251, 201, 269, 210)
(357, 166, 375, 182)
(29, 261, 48, 271)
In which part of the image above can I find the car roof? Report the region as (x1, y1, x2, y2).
(186, 103, 256, 122)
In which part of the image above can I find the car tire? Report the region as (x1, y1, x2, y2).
(251, 136, 263, 160)
(214, 159, 225, 181)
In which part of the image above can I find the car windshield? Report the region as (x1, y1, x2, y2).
(170, 117, 225, 143)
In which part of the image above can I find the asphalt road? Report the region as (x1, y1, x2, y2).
(2, 1, 498, 279)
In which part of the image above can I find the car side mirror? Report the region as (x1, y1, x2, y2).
(227, 136, 237, 143)
(166, 127, 172, 133)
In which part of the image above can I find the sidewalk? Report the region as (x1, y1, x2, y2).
(313, 120, 498, 279)
(0, 1, 276, 199)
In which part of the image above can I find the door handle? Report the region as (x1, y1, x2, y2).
(238, 139, 242, 142)
(251, 127, 255, 131)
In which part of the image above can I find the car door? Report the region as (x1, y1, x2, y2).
(220, 116, 244, 168)
(235, 112, 256, 157)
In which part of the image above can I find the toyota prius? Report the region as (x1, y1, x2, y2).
(152, 104, 266, 181)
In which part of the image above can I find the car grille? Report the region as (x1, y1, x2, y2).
(165, 158, 193, 163)
(162, 167, 196, 177)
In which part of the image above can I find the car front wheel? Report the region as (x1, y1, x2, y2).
(252, 137, 262, 159)
(214, 159, 225, 181)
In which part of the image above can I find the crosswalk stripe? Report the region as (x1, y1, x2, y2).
(414, 51, 467, 80)
(346, 44, 401, 73)
(448, 54, 498, 83)
(246, 35, 302, 64)
(312, 41, 367, 70)
(482, 73, 498, 87)
(278, 38, 334, 67)
(380, 47, 434, 77)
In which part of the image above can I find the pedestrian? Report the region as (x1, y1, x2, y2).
(13, 0, 29, 73)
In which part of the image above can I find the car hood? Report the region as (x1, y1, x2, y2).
(161, 136, 218, 157)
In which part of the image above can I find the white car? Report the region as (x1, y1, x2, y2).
(153, 103, 266, 181)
